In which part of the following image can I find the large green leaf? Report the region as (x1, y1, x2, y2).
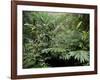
(69, 50, 89, 63)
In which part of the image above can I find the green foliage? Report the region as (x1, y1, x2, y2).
(68, 51, 89, 63)
(23, 11, 90, 68)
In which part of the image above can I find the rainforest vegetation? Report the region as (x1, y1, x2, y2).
(23, 11, 90, 68)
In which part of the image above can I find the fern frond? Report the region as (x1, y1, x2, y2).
(69, 50, 89, 63)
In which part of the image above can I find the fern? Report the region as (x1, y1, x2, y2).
(69, 51, 89, 63)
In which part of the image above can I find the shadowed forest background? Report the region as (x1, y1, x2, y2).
(22, 11, 90, 68)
